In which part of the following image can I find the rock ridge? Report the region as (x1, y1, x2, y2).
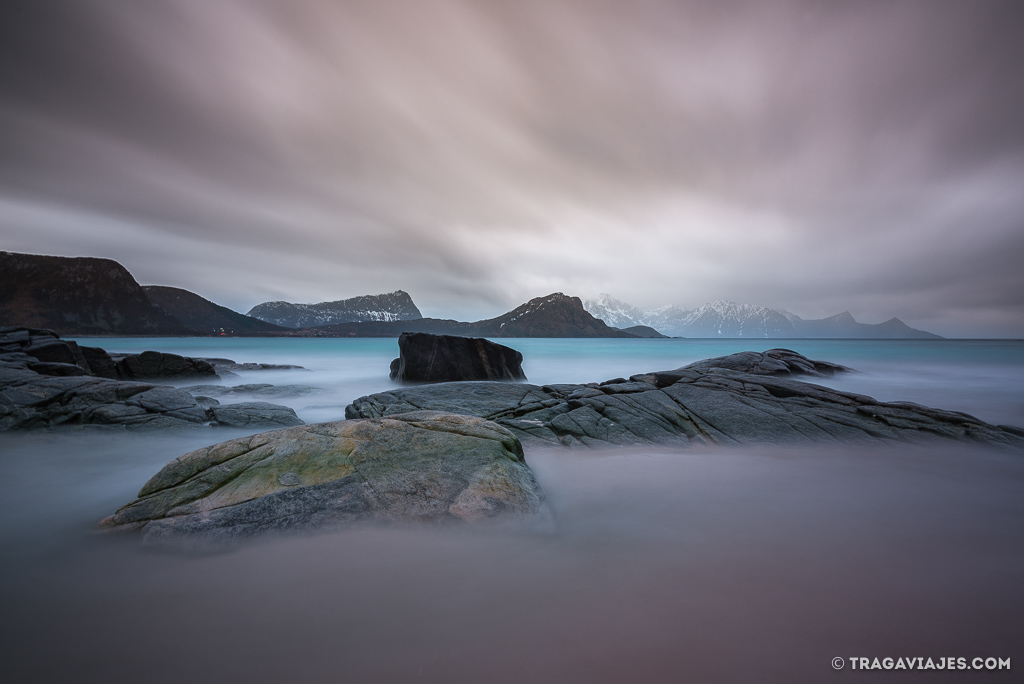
(347, 349, 1023, 450)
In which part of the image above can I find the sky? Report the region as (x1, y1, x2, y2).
(1, 0, 1023, 336)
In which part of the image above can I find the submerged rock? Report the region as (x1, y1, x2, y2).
(348, 350, 1024, 450)
(389, 332, 526, 383)
(100, 412, 546, 548)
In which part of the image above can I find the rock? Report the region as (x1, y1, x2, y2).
(199, 358, 306, 371)
(114, 351, 217, 380)
(207, 402, 305, 428)
(0, 326, 119, 377)
(100, 411, 546, 548)
(348, 350, 1024, 450)
(390, 332, 527, 383)
(0, 363, 303, 432)
(182, 383, 322, 398)
(679, 348, 851, 377)
(79, 346, 119, 379)
(25, 361, 90, 377)
(0, 328, 303, 431)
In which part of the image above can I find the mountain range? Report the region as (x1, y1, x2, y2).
(313, 293, 634, 338)
(584, 294, 941, 339)
(0, 251, 942, 339)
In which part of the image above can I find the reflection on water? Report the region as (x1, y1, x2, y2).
(3, 338, 1023, 682)
(1, 435, 1021, 683)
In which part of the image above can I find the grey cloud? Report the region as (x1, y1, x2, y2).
(1, 0, 1023, 334)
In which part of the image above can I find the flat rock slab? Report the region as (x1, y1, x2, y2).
(347, 351, 1024, 450)
(681, 348, 851, 377)
(183, 383, 323, 398)
(101, 412, 546, 549)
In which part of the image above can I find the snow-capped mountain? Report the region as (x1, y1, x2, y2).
(247, 290, 422, 328)
(666, 299, 795, 337)
(584, 294, 940, 338)
(584, 294, 789, 336)
(583, 293, 652, 329)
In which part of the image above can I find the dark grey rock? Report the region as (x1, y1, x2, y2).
(679, 348, 852, 377)
(183, 383, 322, 398)
(114, 351, 217, 380)
(80, 346, 119, 378)
(347, 350, 1024, 451)
(389, 332, 526, 383)
(26, 361, 90, 377)
(208, 402, 304, 428)
(199, 358, 306, 371)
(0, 335, 304, 431)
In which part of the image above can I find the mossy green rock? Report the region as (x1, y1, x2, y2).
(101, 411, 545, 548)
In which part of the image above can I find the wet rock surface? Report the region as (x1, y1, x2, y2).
(0, 328, 303, 431)
(348, 349, 1024, 450)
(680, 348, 851, 377)
(111, 351, 217, 380)
(183, 383, 322, 398)
(390, 332, 526, 383)
(199, 358, 306, 372)
(100, 412, 546, 548)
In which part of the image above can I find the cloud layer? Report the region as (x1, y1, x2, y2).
(1, 0, 1023, 335)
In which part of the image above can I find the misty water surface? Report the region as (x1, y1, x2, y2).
(1, 338, 1022, 682)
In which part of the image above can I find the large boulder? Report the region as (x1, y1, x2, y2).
(389, 332, 526, 383)
(100, 412, 546, 548)
(348, 350, 1024, 450)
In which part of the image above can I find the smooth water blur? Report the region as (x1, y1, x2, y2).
(2, 337, 1022, 682)
(73, 337, 1024, 427)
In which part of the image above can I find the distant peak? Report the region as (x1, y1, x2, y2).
(831, 311, 857, 323)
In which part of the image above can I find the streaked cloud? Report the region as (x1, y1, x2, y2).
(1, 0, 1022, 335)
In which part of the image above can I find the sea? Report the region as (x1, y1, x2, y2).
(2, 338, 1022, 683)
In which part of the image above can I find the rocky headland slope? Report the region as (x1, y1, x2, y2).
(143, 286, 288, 335)
(248, 290, 422, 328)
(0, 251, 194, 336)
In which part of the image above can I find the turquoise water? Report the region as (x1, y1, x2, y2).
(72, 337, 1024, 427)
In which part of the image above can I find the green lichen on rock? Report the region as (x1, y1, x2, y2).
(100, 411, 546, 547)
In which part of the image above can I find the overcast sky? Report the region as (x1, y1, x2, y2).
(1, 0, 1023, 336)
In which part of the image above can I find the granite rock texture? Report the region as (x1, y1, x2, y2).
(348, 350, 1024, 450)
(100, 412, 546, 548)
(1, 328, 303, 431)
